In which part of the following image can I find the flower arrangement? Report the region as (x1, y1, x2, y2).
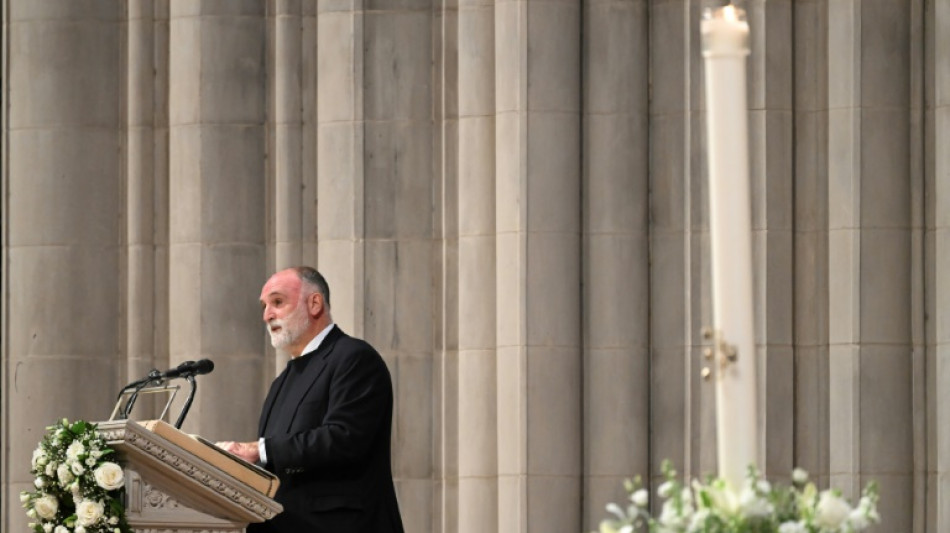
(596, 461, 879, 533)
(21, 419, 131, 533)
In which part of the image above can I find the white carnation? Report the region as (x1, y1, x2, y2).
(33, 494, 58, 520)
(94, 462, 125, 491)
(76, 500, 105, 526)
(66, 441, 86, 461)
(57, 463, 74, 485)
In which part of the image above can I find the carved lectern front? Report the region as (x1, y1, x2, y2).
(97, 419, 282, 533)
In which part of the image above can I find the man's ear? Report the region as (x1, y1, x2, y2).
(308, 292, 323, 317)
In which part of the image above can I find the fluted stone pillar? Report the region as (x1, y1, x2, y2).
(649, 0, 716, 482)
(581, 0, 649, 528)
(316, 0, 365, 333)
(792, 0, 830, 487)
(457, 0, 497, 529)
(927, 0, 950, 530)
(362, 3, 438, 530)
(827, 2, 913, 531)
(273, 0, 304, 271)
(4, 2, 124, 531)
(747, 0, 794, 478)
(167, 1, 267, 439)
(494, 0, 582, 528)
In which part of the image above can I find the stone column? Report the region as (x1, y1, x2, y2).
(274, 0, 304, 271)
(927, 0, 950, 530)
(827, 1, 913, 530)
(747, 0, 794, 478)
(167, 1, 267, 439)
(581, 0, 649, 528)
(127, 0, 160, 401)
(457, 0, 497, 530)
(3, 2, 124, 531)
(361, 2, 438, 530)
(792, 0, 830, 486)
(649, 0, 715, 482)
(494, 0, 582, 528)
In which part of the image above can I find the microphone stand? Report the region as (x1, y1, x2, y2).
(175, 374, 198, 429)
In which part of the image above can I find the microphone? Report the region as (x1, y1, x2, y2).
(156, 359, 215, 380)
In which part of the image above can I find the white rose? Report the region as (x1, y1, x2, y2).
(631, 488, 649, 507)
(815, 491, 852, 530)
(71, 461, 85, 475)
(57, 463, 74, 486)
(33, 494, 58, 520)
(76, 499, 105, 526)
(66, 441, 85, 461)
(75, 526, 86, 533)
(94, 462, 125, 491)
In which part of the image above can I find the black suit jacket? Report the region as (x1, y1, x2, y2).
(254, 326, 404, 533)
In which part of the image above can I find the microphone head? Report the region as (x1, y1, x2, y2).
(193, 359, 215, 375)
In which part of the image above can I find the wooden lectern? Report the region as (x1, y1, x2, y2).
(96, 419, 283, 533)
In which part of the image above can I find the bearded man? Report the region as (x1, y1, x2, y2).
(218, 267, 404, 532)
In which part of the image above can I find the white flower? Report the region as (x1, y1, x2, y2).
(34, 477, 45, 489)
(26, 508, 37, 518)
(108, 516, 119, 525)
(20, 492, 30, 503)
(847, 507, 870, 530)
(75, 526, 87, 533)
(76, 499, 105, 526)
(55, 526, 69, 533)
(94, 462, 125, 491)
(658, 480, 675, 499)
(738, 487, 773, 517)
(85, 457, 96, 467)
(631, 489, 649, 507)
(43, 523, 53, 533)
(66, 441, 86, 461)
(755, 479, 771, 493)
(57, 463, 74, 486)
(32, 447, 49, 469)
(45, 462, 55, 477)
(34, 494, 58, 520)
(71, 462, 85, 475)
(659, 498, 692, 529)
(792, 468, 808, 484)
(91, 450, 103, 459)
(815, 491, 852, 529)
(688, 508, 710, 532)
(778, 521, 807, 533)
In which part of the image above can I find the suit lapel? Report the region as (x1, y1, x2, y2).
(278, 326, 344, 432)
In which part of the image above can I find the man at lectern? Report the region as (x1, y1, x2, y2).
(218, 267, 404, 532)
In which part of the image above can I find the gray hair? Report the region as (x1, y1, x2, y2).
(293, 266, 331, 308)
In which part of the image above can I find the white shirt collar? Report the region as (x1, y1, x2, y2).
(296, 322, 335, 358)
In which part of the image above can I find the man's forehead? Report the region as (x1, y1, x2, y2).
(260, 270, 300, 299)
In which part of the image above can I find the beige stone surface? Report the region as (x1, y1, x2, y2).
(4, 0, 947, 531)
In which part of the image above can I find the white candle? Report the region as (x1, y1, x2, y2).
(701, 3, 759, 492)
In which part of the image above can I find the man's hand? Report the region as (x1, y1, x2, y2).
(216, 441, 260, 464)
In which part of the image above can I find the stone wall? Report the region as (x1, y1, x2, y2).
(2, 0, 948, 531)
